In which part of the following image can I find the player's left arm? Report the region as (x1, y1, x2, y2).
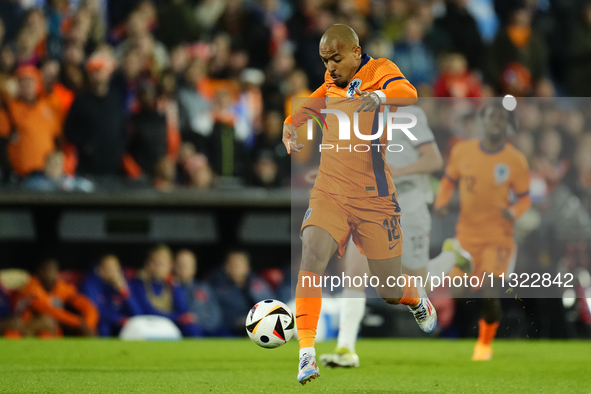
(66, 286, 99, 330)
(504, 155, 532, 222)
(356, 65, 417, 112)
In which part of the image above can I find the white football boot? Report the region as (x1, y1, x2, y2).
(408, 285, 437, 333)
(297, 352, 320, 385)
(319, 348, 360, 368)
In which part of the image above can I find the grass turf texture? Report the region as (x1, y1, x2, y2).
(0, 339, 589, 393)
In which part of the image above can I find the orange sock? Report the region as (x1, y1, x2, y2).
(295, 270, 322, 349)
(397, 274, 420, 307)
(478, 319, 499, 345)
(3, 329, 22, 339)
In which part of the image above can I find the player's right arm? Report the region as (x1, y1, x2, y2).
(433, 143, 462, 216)
(282, 82, 328, 154)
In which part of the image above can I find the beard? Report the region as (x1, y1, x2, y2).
(334, 78, 348, 88)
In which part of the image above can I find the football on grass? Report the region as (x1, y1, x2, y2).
(246, 299, 295, 348)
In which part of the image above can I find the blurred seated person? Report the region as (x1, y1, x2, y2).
(80, 254, 142, 337)
(0, 65, 62, 178)
(174, 249, 222, 336)
(17, 259, 98, 337)
(211, 249, 274, 336)
(128, 244, 202, 337)
(24, 151, 95, 192)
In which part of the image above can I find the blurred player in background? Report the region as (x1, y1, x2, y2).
(434, 103, 531, 361)
(320, 105, 472, 368)
(17, 258, 98, 337)
(283, 24, 437, 385)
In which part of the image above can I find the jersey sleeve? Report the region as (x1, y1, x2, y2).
(376, 61, 417, 100)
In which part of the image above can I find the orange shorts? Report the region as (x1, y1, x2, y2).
(301, 188, 403, 260)
(458, 237, 517, 277)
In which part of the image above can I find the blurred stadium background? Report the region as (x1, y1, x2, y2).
(0, 0, 590, 343)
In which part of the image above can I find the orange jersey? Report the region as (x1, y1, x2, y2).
(286, 54, 417, 197)
(17, 277, 98, 330)
(0, 98, 62, 176)
(435, 139, 531, 244)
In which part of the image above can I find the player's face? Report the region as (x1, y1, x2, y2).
(482, 107, 508, 143)
(319, 39, 361, 88)
(38, 260, 59, 291)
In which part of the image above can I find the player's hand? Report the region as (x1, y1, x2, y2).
(355, 88, 381, 112)
(434, 206, 448, 217)
(282, 123, 304, 154)
(501, 208, 515, 222)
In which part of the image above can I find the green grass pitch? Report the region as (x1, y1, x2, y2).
(0, 339, 590, 393)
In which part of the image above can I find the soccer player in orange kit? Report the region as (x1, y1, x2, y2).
(18, 259, 98, 337)
(434, 102, 531, 361)
(282, 24, 437, 385)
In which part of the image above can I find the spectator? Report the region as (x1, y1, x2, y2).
(156, 0, 201, 49)
(0, 0, 25, 42)
(153, 156, 177, 191)
(23, 151, 94, 192)
(126, 79, 168, 179)
(208, 90, 250, 179)
(80, 254, 142, 337)
(115, 11, 169, 76)
(486, 6, 547, 92)
(567, 1, 591, 97)
(534, 129, 569, 192)
(433, 53, 482, 97)
(64, 51, 128, 177)
(0, 65, 62, 178)
(128, 244, 202, 337)
(59, 42, 86, 92)
(40, 57, 75, 121)
(435, 0, 484, 70)
(156, 69, 182, 161)
(252, 110, 289, 184)
(174, 249, 223, 336)
(211, 249, 274, 336)
(393, 18, 437, 88)
(17, 258, 98, 337)
(177, 57, 213, 153)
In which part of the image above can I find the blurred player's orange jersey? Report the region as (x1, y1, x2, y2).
(286, 54, 417, 197)
(435, 139, 531, 244)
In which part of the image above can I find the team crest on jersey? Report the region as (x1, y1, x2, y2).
(494, 163, 510, 184)
(303, 208, 312, 222)
(347, 78, 362, 98)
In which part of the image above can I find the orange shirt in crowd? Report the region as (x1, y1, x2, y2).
(17, 276, 98, 331)
(0, 97, 62, 176)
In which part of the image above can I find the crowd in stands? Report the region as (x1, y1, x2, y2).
(0, 245, 290, 338)
(0, 0, 589, 191)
